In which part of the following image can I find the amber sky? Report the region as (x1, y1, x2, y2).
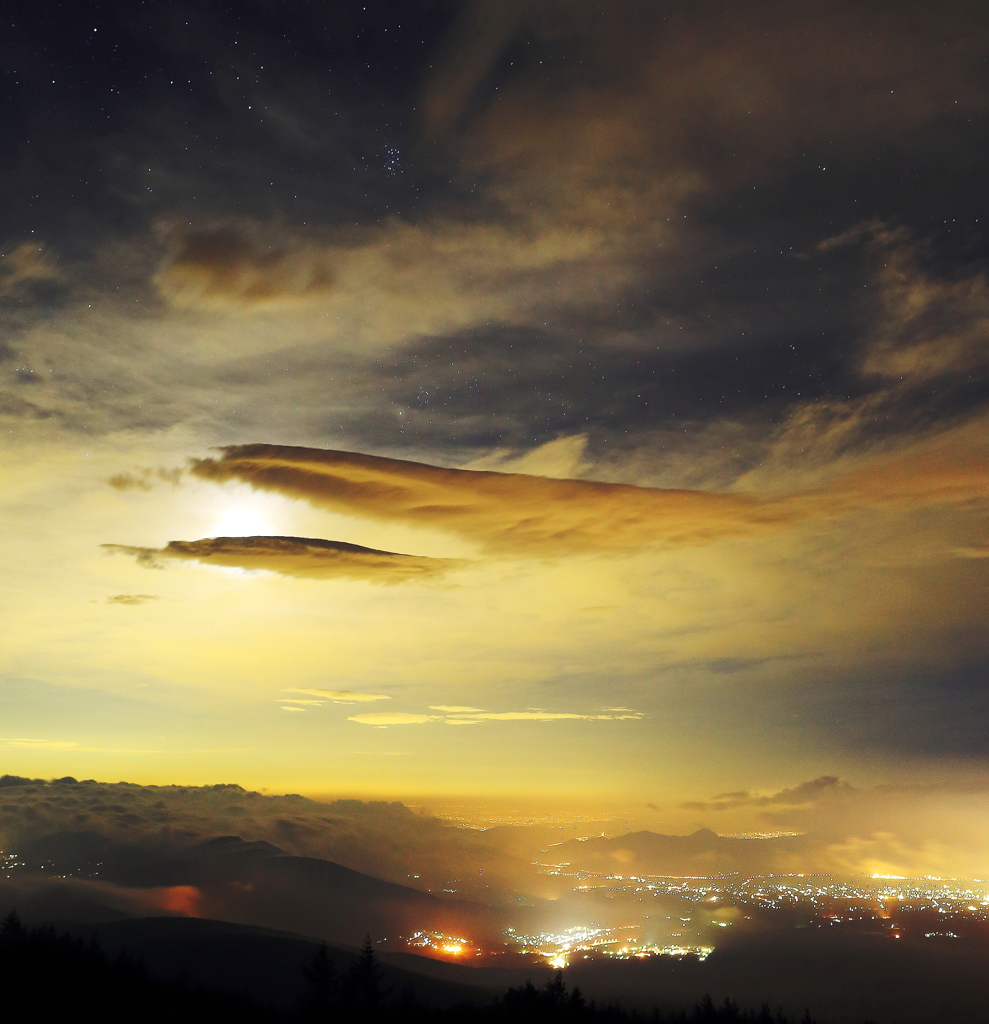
(1, 0, 987, 810)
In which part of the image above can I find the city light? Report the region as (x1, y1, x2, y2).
(404, 931, 477, 959)
(501, 925, 714, 966)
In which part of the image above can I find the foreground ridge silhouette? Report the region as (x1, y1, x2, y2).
(0, 911, 888, 1024)
(0, 909, 278, 1022)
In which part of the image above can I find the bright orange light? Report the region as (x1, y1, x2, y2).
(442, 944, 464, 955)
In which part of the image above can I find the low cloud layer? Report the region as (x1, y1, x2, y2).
(672, 776, 989, 879)
(103, 535, 464, 583)
(681, 777, 858, 813)
(0, 776, 532, 898)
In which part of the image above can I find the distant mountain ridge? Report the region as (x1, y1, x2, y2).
(548, 827, 814, 876)
(3, 832, 530, 946)
(0, 777, 530, 900)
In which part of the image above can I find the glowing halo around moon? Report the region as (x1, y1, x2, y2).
(207, 505, 275, 538)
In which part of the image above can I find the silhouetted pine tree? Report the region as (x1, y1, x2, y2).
(696, 995, 718, 1022)
(0, 916, 279, 1023)
(0, 908, 25, 942)
(301, 941, 339, 1022)
(341, 934, 386, 1020)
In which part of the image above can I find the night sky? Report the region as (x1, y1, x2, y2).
(2, 1, 988, 865)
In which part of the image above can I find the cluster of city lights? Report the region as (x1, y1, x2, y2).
(405, 930, 476, 957)
(502, 925, 713, 968)
(2, 852, 24, 877)
(616, 875, 989, 918)
(555, 871, 989, 940)
(718, 832, 805, 840)
(0, 850, 96, 879)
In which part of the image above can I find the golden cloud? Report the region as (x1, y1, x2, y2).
(187, 442, 988, 557)
(102, 535, 465, 583)
(188, 445, 794, 555)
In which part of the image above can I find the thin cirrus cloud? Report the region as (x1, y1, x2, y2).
(1, 738, 81, 750)
(348, 709, 644, 727)
(349, 713, 440, 726)
(102, 535, 465, 584)
(0, 739, 160, 753)
(284, 689, 391, 704)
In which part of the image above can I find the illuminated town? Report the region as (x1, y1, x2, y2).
(405, 931, 481, 959)
(7, 838, 989, 964)
(568, 872, 989, 921)
(501, 926, 714, 968)
(401, 872, 989, 966)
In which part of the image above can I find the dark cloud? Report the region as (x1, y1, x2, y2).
(793, 659, 989, 761)
(107, 468, 184, 492)
(1, 0, 987, 486)
(103, 535, 465, 583)
(156, 225, 336, 308)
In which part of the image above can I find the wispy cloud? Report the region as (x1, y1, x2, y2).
(680, 776, 855, 812)
(0, 739, 160, 753)
(348, 708, 644, 727)
(1, 738, 81, 750)
(347, 713, 439, 726)
(287, 688, 390, 703)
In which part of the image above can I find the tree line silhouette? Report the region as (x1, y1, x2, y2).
(1, 911, 880, 1024)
